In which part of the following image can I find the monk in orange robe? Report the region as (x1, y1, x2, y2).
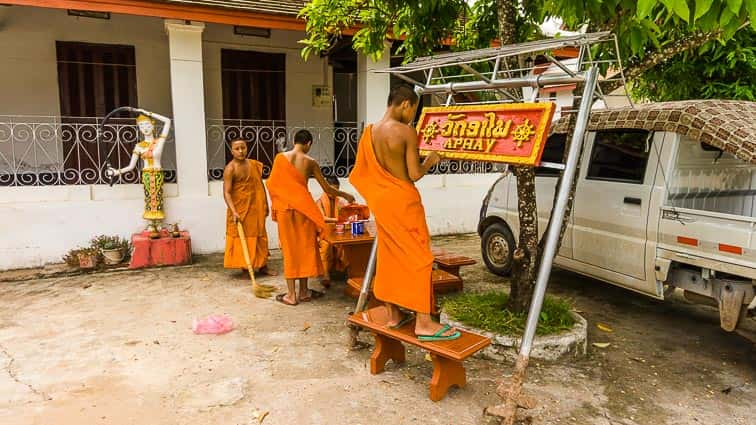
(267, 130, 355, 306)
(316, 175, 351, 288)
(350, 84, 460, 341)
(223, 140, 277, 276)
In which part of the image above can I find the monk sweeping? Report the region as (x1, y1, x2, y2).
(350, 84, 460, 341)
(316, 175, 351, 289)
(267, 130, 355, 306)
(223, 139, 277, 277)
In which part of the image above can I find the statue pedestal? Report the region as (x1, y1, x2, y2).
(129, 230, 192, 269)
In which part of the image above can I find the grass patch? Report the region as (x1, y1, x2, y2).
(441, 291, 575, 336)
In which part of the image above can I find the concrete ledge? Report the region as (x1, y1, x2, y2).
(440, 310, 587, 362)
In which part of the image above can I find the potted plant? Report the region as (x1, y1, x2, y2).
(101, 240, 125, 265)
(62, 247, 86, 268)
(91, 235, 131, 265)
(77, 247, 99, 269)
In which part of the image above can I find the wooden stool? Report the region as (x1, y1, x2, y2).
(349, 306, 491, 401)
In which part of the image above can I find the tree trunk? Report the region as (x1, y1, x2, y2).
(495, 0, 540, 314)
(507, 166, 539, 313)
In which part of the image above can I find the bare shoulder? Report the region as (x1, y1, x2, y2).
(223, 160, 237, 176)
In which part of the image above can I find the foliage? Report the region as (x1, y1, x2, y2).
(63, 235, 131, 268)
(632, 28, 756, 101)
(442, 291, 575, 335)
(300, 0, 756, 100)
(62, 247, 90, 267)
(90, 235, 131, 253)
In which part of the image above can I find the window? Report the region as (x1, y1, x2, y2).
(56, 41, 138, 184)
(221, 49, 286, 173)
(586, 129, 651, 184)
(535, 133, 567, 177)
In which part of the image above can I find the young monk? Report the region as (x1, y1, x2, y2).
(223, 140, 277, 277)
(316, 175, 351, 288)
(267, 130, 355, 306)
(349, 84, 461, 341)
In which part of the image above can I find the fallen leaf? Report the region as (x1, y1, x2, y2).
(302, 323, 310, 332)
(252, 410, 269, 424)
(424, 353, 432, 362)
(597, 323, 613, 333)
(592, 342, 611, 349)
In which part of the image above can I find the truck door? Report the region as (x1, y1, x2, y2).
(572, 129, 658, 293)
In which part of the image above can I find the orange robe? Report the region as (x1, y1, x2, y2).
(349, 125, 434, 313)
(267, 154, 325, 279)
(224, 159, 269, 270)
(317, 194, 350, 275)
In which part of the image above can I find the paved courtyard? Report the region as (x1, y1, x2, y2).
(0, 235, 753, 424)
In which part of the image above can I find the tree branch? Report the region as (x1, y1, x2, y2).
(604, 29, 723, 93)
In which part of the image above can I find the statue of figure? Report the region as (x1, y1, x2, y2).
(106, 109, 171, 235)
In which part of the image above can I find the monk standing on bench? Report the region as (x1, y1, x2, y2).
(350, 84, 460, 341)
(223, 139, 277, 277)
(267, 130, 355, 306)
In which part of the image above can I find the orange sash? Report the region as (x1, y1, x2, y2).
(267, 154, 325, 232)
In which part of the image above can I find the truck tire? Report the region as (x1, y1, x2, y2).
(481, 222, 516, 276)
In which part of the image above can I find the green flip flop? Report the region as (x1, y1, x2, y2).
(417, 324, 461, 341)
(388, 313, 415, 330)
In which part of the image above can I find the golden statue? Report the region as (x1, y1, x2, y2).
(106, 108, 171, 235)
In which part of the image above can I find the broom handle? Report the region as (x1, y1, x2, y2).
(236, 221, 257, 286)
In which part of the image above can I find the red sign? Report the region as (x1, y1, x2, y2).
(416, 103, 555, 165)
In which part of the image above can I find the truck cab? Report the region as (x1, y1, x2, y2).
(478, 100, 756, 334)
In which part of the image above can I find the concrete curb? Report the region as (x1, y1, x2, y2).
(440, 310, 587, 362)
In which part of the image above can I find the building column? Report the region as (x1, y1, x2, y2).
(357, 42, 391, 126)
(164, 20, 208, 197)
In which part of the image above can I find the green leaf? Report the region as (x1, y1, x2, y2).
(630, 27, 644, 54)
(720, 7, 735, 26)
(694, 0, 715, 20)
(746, 0, 756, 28)
(671, 0, 692, 21)
(637, 0, 658, 18)
(726, 0, 743, 14)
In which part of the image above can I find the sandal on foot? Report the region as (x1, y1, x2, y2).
(417, 324, 461, 341)
(275, 293, 298, 306)
(299, 290, 325, 302)
(388, 313, 415, 330)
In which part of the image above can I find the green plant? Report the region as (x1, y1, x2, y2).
(441, 291, 575, 336)
(90, 235, 131, 254)
(62, 247, 87, 267)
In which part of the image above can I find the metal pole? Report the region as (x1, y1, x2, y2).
(495, 66, 598, 425)
(348, 236, 378, 348)
(355, 236, 378, 313)
(416, 73, 586, 96)
(518, 65, 598, 355)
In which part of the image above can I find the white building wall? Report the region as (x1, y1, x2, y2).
(0, 6, 500, 270)
(0, 174, 499, 270)
(0, 6, 172, 116)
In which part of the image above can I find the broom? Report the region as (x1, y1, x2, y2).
(236, 221, 277, 298)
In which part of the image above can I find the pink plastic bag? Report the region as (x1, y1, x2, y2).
(192, 314, 234, 335)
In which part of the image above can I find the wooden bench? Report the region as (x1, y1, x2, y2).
(432, 248, 477, 279)
(346, 269, 463, 312)
(349, 306, 491, 401)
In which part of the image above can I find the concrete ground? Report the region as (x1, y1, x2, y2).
(0, 234, 754, 425)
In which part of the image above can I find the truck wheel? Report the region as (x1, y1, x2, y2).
(481, 222, 516, 276)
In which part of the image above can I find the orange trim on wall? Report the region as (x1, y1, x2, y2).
(4, 0, 307, 31)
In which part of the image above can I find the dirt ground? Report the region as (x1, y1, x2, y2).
(0, 234, 753, 425)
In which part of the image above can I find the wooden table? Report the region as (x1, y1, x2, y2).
(321, 222, 376, 297)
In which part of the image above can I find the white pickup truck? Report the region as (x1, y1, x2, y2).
(478, 100, 756, 334)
